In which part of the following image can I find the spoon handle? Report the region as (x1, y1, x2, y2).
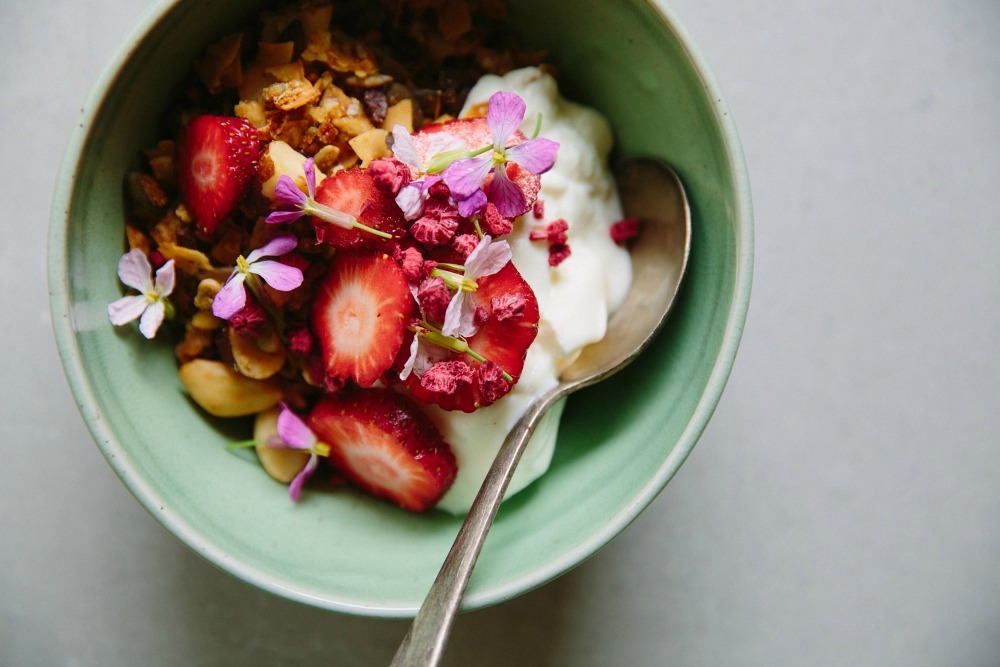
(390, 392, 559, 667)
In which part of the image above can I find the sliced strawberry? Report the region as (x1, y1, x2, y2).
(312, 251, 414, 387)
(308, 387, 457, 511)
(312, 167, 407, 250)
(176, 114, 260, 233)
(412, 118, 542, 217)
(396, 261, 540, 412)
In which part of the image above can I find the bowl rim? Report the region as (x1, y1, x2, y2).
(48, 0, 753, 616)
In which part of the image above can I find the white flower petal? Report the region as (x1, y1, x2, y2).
(391, 125, 421, 169)
(153, 260, 176, 297)
(138, 300, 165, 339)
(117, 249, 153, 293)
(108, 295, 148, 326)
(466, 236, 511, 279)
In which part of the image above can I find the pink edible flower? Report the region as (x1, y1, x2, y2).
(399, 327, 450, 381)
(108, 249, 176, 339)
(442, 91, 559, 218)
(212, 233, 304, 320)
(266, 405, 331, 503)
(441, 235, 512, 338)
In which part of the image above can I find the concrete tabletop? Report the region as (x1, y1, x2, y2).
(3, 1, 997, 664)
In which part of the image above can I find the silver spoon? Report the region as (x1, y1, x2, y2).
(390, 157, 692, 667)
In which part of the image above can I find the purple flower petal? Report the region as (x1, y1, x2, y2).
(211, 272, 247, 320)
(289, 453, 319, 502)
(276, 407, 317, 450)
(246, 233, 298, 262)
(303, 158, 317, 199)
(138, 300, 165, 339)
(265, 208, 305, 225)
(455, 189, 488, 218)
(487, 91, 526, 148)
(153, 259, 176, 297)
(442, 154, 493, 199)
(108, 294, 148, 326)
(248, 260, 303, 292)
(117, 249, 154, 293)
(396, 182, 428, 221)
(273, 175, 308, 207)
(487, 166, 527, 218)
(505, 137, 559, 175)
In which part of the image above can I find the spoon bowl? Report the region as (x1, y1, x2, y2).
(392, 158, 692, 666)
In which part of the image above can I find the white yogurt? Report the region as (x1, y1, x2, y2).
(425, 68, 632, 514)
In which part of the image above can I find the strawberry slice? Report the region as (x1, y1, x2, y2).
(396, 261, 540, 412)
(312, 251, 415, 387)
(308, 387, 457, 511)
(176, 114, 260, 233)
(312, 167, 407, 249)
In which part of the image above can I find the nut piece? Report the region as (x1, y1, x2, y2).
(178, 359, 282, 417)
(253, 407, 310, 484)
(229, 327, 287, 379)
(382, 99, 415, 132)
(348, 128, 390, 166)
(258, 140, 325, 200)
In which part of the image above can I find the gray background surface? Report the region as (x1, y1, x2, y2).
(3, 1, 998, 665)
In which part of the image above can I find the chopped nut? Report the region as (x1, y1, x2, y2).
(312, 144, 341, 173)
(190, 310, 223, 331)
(125, 225, 151, 254)
(348, 128, 390, 166)
(158, 242, 215, 277)
(263, 79, 321, 111)
(332, 114, 374, 138)
(195, 32, 243, 93)
(382, 98, 415, 132)
(194, 278, 222, 310)
(175, 325, 214, 364)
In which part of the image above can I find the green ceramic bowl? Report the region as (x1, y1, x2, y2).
(49, 0, 752, 616)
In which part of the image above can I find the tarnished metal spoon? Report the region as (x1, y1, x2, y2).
(391, 158, 692, 667)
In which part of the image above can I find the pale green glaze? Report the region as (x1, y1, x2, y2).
(49, 0, 752, 616)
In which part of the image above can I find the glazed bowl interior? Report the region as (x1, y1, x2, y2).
(50, 0, 751, 616)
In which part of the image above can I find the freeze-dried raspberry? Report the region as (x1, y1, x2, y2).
(287, 327, 314, 355)
(229, 301, 268, 339)
(490, 293, 526, 321)
(610, 217, 641, 244)
(410, 199, 459, 246)
(473, 305, 491, 327)
(529, 218, 568, 244)
(395, 245, 425, 282)
(417, 276, 452, 323)
(532, 199, 545, 220)
(367, 158, 410, 197)
(548, 243, 571, 267)
(481, 202, 513, 236)
(450, 233, 479, 259)
(477, 361, 509, 404)
(420, 359, 475, 395)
